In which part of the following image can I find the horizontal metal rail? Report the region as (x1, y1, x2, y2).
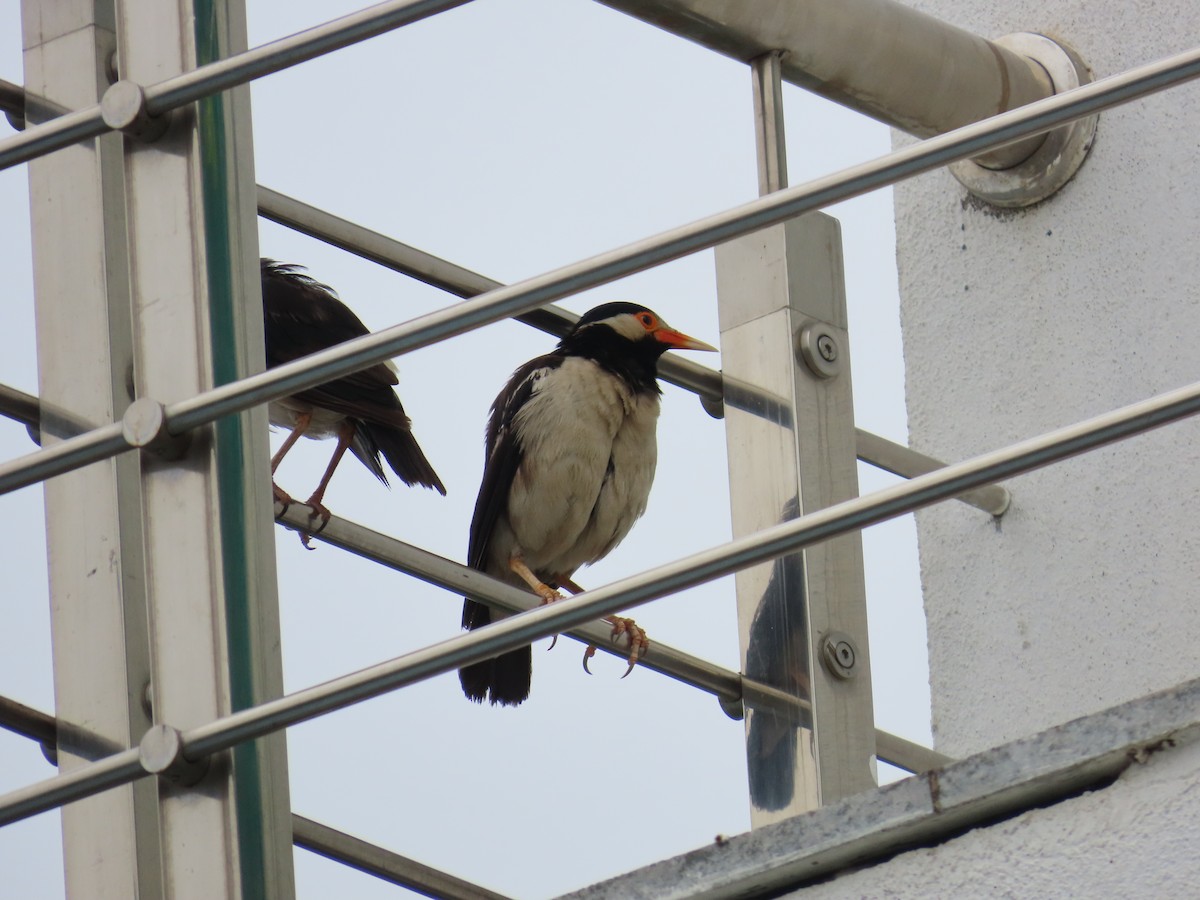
(0, 695, 503, 897)
(0, 0, 472, 170)
(2, 372, 1198, 827)
(273, 503, 948, 772)
(258, 187, 1010, 514)
(3, 43, 1197, 498)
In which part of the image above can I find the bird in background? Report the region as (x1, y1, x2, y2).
(261, 259, 446, 546)
(459, 302, 717, 706)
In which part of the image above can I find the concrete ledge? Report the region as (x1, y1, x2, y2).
(559, 677, 1200, 899)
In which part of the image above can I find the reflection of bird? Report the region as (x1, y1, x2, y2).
(261, 260, 445, 544)
(459, 302, 716, 706)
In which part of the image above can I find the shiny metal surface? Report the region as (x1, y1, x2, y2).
(21, 5, 163, 894)
(256, 187, 1008, 503)
(751, 51, 788, 194)
(597, 0, 1053, 169)
(4, 367, 1198, 827)
(717, 215, 877, 823)
(949, 33, 1098, 207)
(4, 45, 1197, 500)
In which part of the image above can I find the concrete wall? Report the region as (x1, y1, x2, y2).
(802, 5, 1200, 896)
(894, 0, 1200, 759)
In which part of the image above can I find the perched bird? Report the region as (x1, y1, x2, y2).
(261, 259, 446, 544)
(459, 302, 716, 706)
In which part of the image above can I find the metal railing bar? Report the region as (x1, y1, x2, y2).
(272, 503, 952, 773)
(260, 185, 1008, 515)
(855, 429, 1010, 516)
(2, 374, 1196, 826)
(0, 695, 56, 754)
(292, 815, 514, 900)
(144, 46, 1200, 435)
(0, 421, 128, 496)
(0, 0, 473, 171)
(3, 46, 1197, 496)
(256, 185, 724, 406)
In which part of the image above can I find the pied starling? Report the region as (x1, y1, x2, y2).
(261, 259, 445, 543)
(459, 302, 716, 706)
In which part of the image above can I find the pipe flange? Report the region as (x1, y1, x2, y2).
(950, 33, 1097, 208)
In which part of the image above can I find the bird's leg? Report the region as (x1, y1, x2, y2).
(297, 421, 355, 549)
(508, 555, 563, 604)
(562, 578, 650, 678)
(508, 556, 565, 649)
(270, 412, 313, 515)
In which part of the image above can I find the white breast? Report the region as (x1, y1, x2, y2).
(498, 356, 660, 581)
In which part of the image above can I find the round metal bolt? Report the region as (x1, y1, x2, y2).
(820, 631, 859, 680)
(796, 323, 841, 379)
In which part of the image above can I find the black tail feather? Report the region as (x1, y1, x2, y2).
(458, 598, 531, 706)
(355, 422, 446, 495)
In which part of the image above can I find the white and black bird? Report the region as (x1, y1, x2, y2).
(459, 302, 716, 706)
(261, 260, 446, 543)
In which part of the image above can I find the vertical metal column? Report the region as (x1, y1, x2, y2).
(22, 5, 162, 895)
(21, 0, 294, 895)
(717, 55, 876, 826)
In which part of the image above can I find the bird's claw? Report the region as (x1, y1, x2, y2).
(299, 499, 332, 550)
(535, 585, 565, 650)
(580, 617, 649, 678)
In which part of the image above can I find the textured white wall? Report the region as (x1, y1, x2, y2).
(797, 737, 1200, 899)
(894, 1, 1200, 758)
(794, 7, 1200, 895)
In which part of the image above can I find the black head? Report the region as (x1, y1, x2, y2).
(559, 302, 715, 392)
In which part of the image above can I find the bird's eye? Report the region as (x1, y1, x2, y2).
(639, 313, 656, 329)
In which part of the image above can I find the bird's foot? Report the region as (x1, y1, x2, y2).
(582, 616, 649, 677)
(272, 483, 294, 517)
(537, 583, 565, 651)
(298, 497, 333, 550)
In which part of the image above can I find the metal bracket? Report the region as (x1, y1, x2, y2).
(950, 33, 1098, 207)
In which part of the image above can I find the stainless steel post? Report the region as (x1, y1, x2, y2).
(20, 0, 293, 894)
(717, 55, 876, 824)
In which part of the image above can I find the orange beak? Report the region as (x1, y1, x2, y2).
(652, 326, 717, 353)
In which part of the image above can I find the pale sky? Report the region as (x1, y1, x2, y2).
(0, 2, 928, 897)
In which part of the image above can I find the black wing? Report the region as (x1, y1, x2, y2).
(261, 260, 403, 421)
(466, 352, 564, 572)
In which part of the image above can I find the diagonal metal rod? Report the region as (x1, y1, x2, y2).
(2, 45, 1198, 498)
(292, 815, 513, 900)
(259, 187, 1010, 513)
(0, 0, 472, 170)
(2, 373, 1198, 827)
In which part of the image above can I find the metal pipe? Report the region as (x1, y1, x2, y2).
(597, 0, 1053, 169)
(256, 186, 723, 405)
(0, 0, 472, 172)
(292, 816, 514, 900)
(257, 188, 1007, 512)
(163, 45, 1200, 432)
(178, 375, 1200, 758)
(0, 421, 129, 496)
(4, 45, 1197, 498)
(3, 372, 1197, 825)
